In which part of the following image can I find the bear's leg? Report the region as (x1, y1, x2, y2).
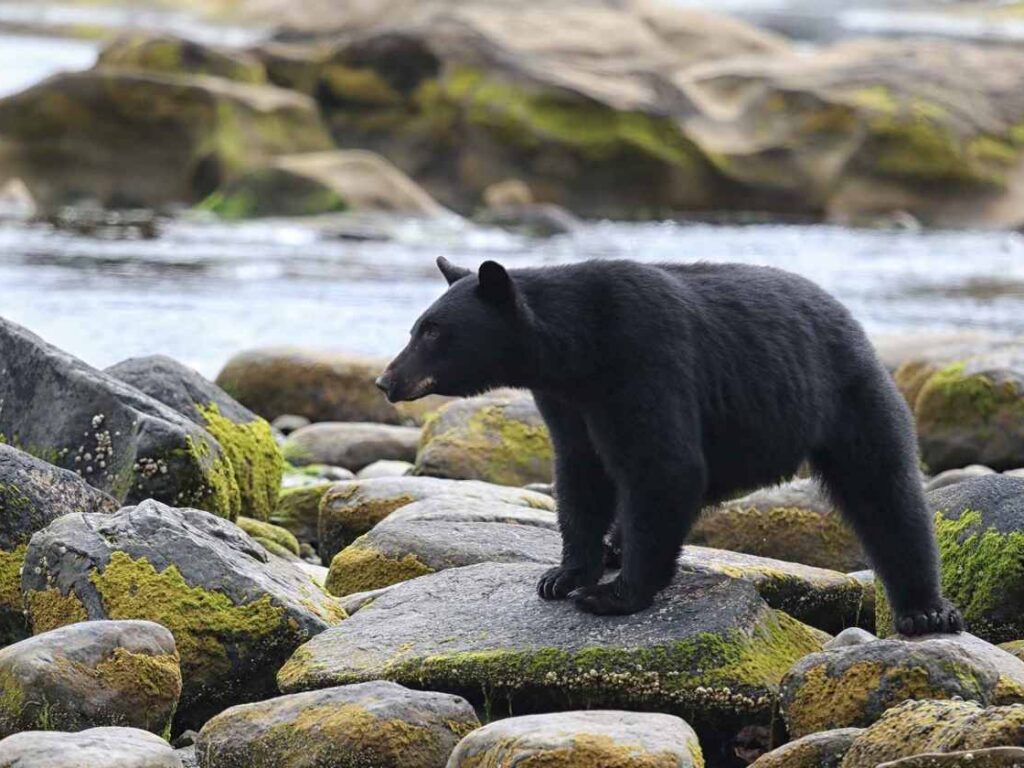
(812, 382, 962, 636)
(534, 393, 617, 600)
(569, 395, 706, 615)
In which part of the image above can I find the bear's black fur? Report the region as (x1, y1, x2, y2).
(378, 257, 962, 635)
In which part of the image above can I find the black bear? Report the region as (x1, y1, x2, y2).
(376, 257, 962, 636)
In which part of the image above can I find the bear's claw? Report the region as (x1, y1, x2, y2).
(537, 566, 598, 601)
(894, 600, 963, 636)
(569, 580, 652, 616)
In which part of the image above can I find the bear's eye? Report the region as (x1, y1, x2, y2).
(421, 323, 441, 342)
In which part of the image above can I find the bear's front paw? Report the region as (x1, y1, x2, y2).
(537, 566, 599, 601)
(569, 579, 653, 616)
(894, 599, 963, 636)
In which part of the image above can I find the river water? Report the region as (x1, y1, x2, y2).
(2, 23, 1024, 379)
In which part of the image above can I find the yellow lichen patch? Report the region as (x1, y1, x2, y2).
(0, 545, 27, 616)
(237, 517, 299, 555)
(89, 552, 286, 681)
(320, 493, 417, 552)
(25, 587, 88, 634)
(325, 543, 433, 597)
(94, 647, 182, 703)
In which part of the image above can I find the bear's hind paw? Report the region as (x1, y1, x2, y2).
(537, 566, 599, 601)
(894, 600, 963, 636)
(570, 580, 652, 616)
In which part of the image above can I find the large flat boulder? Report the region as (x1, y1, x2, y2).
(0, 68, 331, 209)
(0, 444, 117, 645)
(21, 500, 346, 730)
(750, 728, 862, 768)
(0, 318, 242, 519)
(280, 421, 420, 471)
(0, 620, 180, 738)
(278, 562, 824, 750)
(196, 681, 478, 768)
(106, 355, 283, 521)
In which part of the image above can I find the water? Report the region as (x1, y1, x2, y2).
(3, 214, 1024, 378)
(1, 23, 1023, 380)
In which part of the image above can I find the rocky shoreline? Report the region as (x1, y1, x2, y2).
(0, 316, 1024, 765)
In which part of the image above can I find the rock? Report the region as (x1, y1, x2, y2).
(278, 563, 824, 750)
(749, 728, 862, 768)
(317, 476, 555, 565)
(414, 391, 552, 486)
(677, 545, 869, 635)
(892, 338, 1024, 411)
(0, 444, 117, 645)
(447, 710, 703, 767)
(779, 634, 1024, 738)
(281, 464, 355, 489)
(913, 357, 1024, 473)
(878, 748, 1024, 767)
(0, 178, 36, 221)
(0, 318, 241, 518)
(825, 627, 877, 650)
(201, 150, 446, 219)
(0, 620, 180, 738)
(872, 332, 1004, 374)
(840, 699, 1024, 768)
(357, 459, 414, 479)
(281, 422, 420, 471)
(482, 178, 533, 208)
(176, 746, 198, 768)
(215, 347, 444, 425)
(877, 476, 1024, 642)
(106, 355, 283, 521)
(679, 39, 1024, 229)
(285, 4, 786, 218)
(692, 479, 866, 572)
(22, 500, 346, 730)
(98, 33, 267, 84)
(0, 69, 331, 210)
(270, 415, 309, 435)
(196, 680, 478, 768)
(337, 585, 397, 616)
(475, 203, 580, 237)
(924, 465, 997, 493)
(271, 482, 333, 548)
(385, 495, 558, 528)
(0, 727, 182, 768)
(325, 515, 561, 596)
(235, 517, 300, 556)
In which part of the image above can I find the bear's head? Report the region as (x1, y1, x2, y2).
(376, 256, 530, 402)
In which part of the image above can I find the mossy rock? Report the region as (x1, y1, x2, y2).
(447, 711, 704, 768)
(317, 476, 554, 565)
(270, 482, 333, 548)
(0, 726, 181, 767)
(21, 500, 346, 731)
(98, 33, 267, 84)
(199, 150, 444, 219)
(0, 68, 331, 209)
(0, 444, 117, 646)
(878, 476, 1024, 643)
(0, 620, 180, 738)
(236, 517, 299, 556)
(877, 747, 1024, 767)
(692, 479, 866, 572)
(214, 347, 445, 425)
(779, 637, 1010, 738)
(749, 728, 861, 768)
(839, 699, 1024, 768)
(278, 562, 824, 752)
(414, 391, 553, 487)
(914, 361, 1024, 473)
(0, 318, 243, 520)
(107, 354, 283, 521)
(678, 546, 870, 635)
(196, 680, 478, 768)
(324, 515, 561, 597)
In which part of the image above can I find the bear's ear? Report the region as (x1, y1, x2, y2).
(477, 260, 515, 306)
(437, 256, 471, 286)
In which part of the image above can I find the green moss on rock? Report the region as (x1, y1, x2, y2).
(25, 588, 88, 635)
(237, 517, 300, 556)
(325, 542, 433, 597)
